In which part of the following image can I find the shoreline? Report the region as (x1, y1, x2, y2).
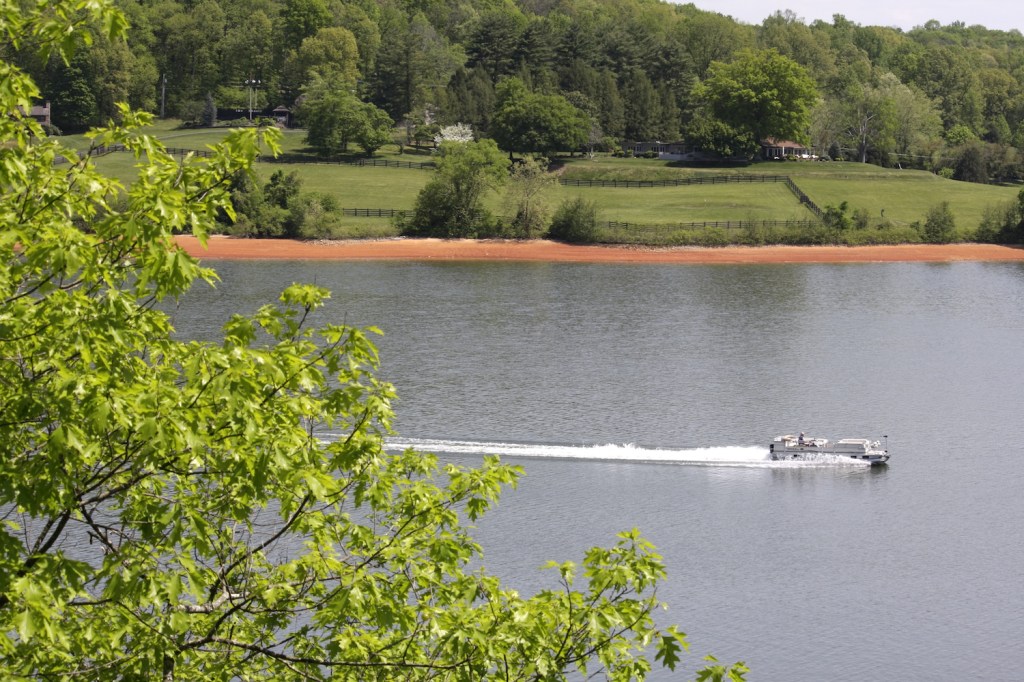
(174, 236, 1024, 264)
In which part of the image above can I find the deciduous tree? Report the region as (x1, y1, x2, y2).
(757, 11, 837, 86)
(491, 77, 589, 157)
(288, 26, 361, 87)
(502, 156, 556, 238)
(923, 201, 956, 242)
(699, 48, 819, 157)
(299, 76, 393, 156)
(280, 0, 332, 52)
(405, 138, 508, 236)
(676, 10, 753, 79)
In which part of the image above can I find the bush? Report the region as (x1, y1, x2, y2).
(403, 139, 506, 238)
(265, 170, 301, 214)
(219, 169, 305, 237)
(403, 179, 481, 238)
(548, 197, 598, 243)
(975, 189, 1024, 243)
(953, 144, 988, 183)
(291, 192, 342, 239)
(821, 201, 851, 231)
(852, 207, 870, 230)
(923, 201, 956, 243)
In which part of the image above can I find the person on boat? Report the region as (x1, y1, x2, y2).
(798, 432, 806, 444)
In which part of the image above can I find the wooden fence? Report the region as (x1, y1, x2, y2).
(604, 219, 820, 232)
(560, 173, 824, 219)
(559, 174, 791, 188)
(341, 208, 407, 217)
(781, 177, 824, 218)
(258, 154, 434, 169)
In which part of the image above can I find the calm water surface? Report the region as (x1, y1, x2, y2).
(171, 259, 1024, 681)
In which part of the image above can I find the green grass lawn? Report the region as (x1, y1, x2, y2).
(257, 162, 429, 208)
(88, 153, 145, 186)
(546, 182, 811, 223)
(794, 167, 1018, 231)
(60, 119, 314, 157)
(559, 157, 1021, 234)
(71, 123, 1023, 241)
(94, 119, 435, 159)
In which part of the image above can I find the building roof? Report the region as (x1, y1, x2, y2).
(761, 138, 807, 148)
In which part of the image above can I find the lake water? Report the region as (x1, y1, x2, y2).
(171, 258, 1024, 681)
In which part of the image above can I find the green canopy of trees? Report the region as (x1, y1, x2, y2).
(11, 0, 1024, 174)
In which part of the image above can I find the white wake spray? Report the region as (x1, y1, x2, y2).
(385, 438, 771, 465)
(384, 438, 876, 467)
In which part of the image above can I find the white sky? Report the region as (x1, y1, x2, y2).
(684, 1, 1024, 33)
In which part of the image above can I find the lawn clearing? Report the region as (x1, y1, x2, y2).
(548, 181, 813, 223)
(795, 168, 1019, 231)
(258, 163, 429, 209)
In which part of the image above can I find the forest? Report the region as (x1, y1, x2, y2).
(9, 0, 1024, 183)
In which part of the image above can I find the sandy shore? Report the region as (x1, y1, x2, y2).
(174, 236, 1024, 264)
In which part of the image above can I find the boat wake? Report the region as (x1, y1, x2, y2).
(384, 438, 876, 467)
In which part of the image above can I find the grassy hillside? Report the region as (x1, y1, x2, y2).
(791, 168, 1015, 230)
(69, 123, 1023, 242)
(547, 182, 810, 223)
(558, 157, 1021, 231)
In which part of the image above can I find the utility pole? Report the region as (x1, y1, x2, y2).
(160, 73, 166, 118)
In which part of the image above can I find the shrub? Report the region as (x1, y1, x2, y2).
(502, 156, 555, 239)
(290, 192, 342, 239)
(852, 207, 870, 230)
(821, 201, 851, 231)
(403, 178, 484, 238)
(953, 144, 988, 183)
(548, 197, 598, 243)
(923, 201, 956, 243)
(265, 170, 301, 214)
(975, 189, 1024, 243)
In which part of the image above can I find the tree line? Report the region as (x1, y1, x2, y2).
(9, 0, 1024, 182)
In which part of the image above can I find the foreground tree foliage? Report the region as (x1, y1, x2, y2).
(0, 3, 748, 680)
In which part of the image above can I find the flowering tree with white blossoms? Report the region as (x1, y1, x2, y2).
(434, 122, 475, 146)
